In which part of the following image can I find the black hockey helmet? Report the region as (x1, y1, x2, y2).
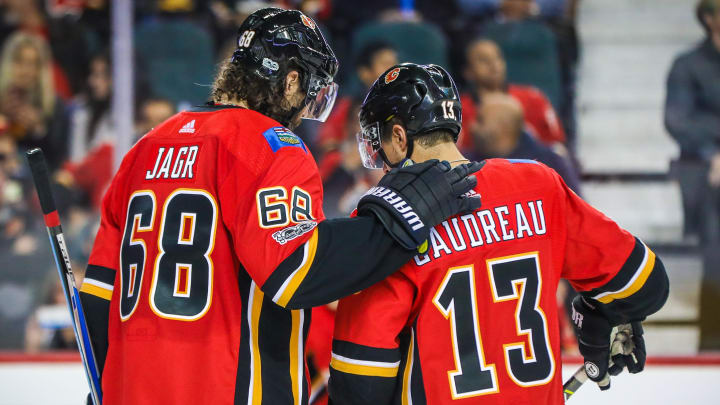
(231, 8, 339, 122)
(358, 63, 461, 169)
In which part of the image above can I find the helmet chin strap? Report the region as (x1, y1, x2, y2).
(380, 138, 415, 169)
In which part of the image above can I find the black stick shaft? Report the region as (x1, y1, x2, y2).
(26, 148, 103, 405)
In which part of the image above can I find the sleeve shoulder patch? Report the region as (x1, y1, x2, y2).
(262, 126, 307, 153)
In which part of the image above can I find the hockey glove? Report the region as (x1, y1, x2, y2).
(357, 159, 482, 250)
(571, 295, 613, 390)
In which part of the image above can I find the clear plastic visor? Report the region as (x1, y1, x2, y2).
(301, 75, 338, 122)
(357, 122, 384, 169)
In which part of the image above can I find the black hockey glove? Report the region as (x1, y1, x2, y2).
(571, 296, 648, 391)
(357, 159, 483, 251)
(571, 296, 613, 390)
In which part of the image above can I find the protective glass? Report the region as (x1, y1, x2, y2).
(357, 122, 384, 169)
(302, 74, 338, 122)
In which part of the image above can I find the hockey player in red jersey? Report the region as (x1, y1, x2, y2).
(76, 10, 482, 405)
(328, 63, 669, 404)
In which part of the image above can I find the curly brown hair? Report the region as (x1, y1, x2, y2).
(697, 0, 720, 34)
(211, 59, 300, 126)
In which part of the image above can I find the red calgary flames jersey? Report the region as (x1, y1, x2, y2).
(82, 105, 324, 404)
(331, 159, 644, 405)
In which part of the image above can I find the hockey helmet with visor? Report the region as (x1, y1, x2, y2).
(358, 63, 462, 169)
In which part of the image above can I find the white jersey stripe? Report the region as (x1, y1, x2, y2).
(82, 278, 114, 292)
(330, 352, 401, 369)
(591, 241, 649, 301)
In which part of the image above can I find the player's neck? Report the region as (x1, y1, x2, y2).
(214, 96, 249, 109)
(410, 142, 468, 168)
(712, 31, 720, 53)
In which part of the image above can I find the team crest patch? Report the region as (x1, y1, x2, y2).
(384, 67, 403, 84)
(272, 221, 317, 245)
(262, 127, 307, 153)
(300, 14, 316, 30)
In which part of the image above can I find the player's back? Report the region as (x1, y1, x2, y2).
(331, 158, 638, 404)
(93, 105, 318, 404)
(396, 159, 568, 404)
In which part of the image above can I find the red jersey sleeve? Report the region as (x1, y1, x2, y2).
(218, 126, 325, 305)
(333, 268, 415, 349)
(556, 170, 668, 322)
(557, 171, 636, 291)
(328, 268, 415, 403)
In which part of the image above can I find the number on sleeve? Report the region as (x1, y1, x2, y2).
(257, 187, 290, 228)
(257, 186, 314, 228)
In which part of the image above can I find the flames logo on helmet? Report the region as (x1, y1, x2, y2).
(300, 14, 316, 29)
(384, 67, 403, 84)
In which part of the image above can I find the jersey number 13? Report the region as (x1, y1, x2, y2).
(433, 252, 555, 398)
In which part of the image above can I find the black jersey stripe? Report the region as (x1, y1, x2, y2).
(261, 231, 317, 307)
(256, 288, 294, 404)
(409, 321, 427, 404)
(397, 328, 416, 405)
(332, 340, 402, 364)
(302, 310, 311, 404)
(85, 264, 116, 285)
(582, 238, 647, 298)
(234, 270, 253, 404)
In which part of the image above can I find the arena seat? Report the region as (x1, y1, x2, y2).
(135, 19, 215, 106)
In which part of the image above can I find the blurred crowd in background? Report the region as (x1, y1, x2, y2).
(0, 0, 718, 369)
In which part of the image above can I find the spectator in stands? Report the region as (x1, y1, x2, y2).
(320, 102, 383, 218)
(469, 93, 580, 192)
(665, 0, 720, 351)
(0, 0, 90, 97)
(55, 52, 115, 210)
(136, 98, 176, 139)
(0, 32, 68, 169)
(481, 0, 564, 116)
(67, 52, 114, 163)
(461, 38, 565, 152)
(134, 8, 215, 106)
(316, 41, 397, 155)
(0, 135, 49, 349)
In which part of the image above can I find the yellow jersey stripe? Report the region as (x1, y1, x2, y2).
(79, 283, 112, 300)
(402, 329, 414, 405)
(330, 357, 399, 377)
(249, 284, 264, 405)
(597, 247, 656, 304)
(276, 229, 319, 307)
(290, 310, 303, 405)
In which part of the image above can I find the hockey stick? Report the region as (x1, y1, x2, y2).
(563, 326, 631, 401)
(563, 365, 588, 400)
(26, 148, 103, 405)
